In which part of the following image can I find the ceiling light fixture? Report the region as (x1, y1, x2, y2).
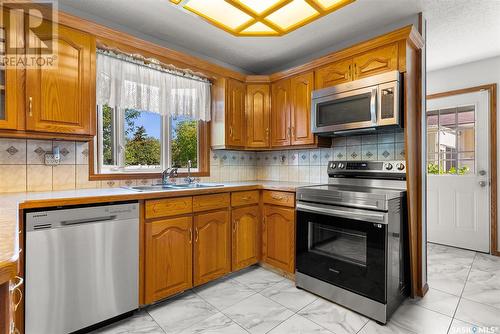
(169, 0, 355, 36)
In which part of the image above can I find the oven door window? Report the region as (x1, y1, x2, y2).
(296, 210, 386, 303)
(309, 223, 367, 267)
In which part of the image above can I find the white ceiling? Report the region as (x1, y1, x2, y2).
(58, 0, 500, 74)
(423, 0, 500, 71)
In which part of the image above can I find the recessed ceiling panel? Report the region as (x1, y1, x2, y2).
(265, 0, 319, 30)
(184, 0, 253, 31)
(170, 0, 355, 36)
(240, 22, 279, 36)
(235, 0, 283, 15)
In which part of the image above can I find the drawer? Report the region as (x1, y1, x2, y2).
(145, 197, 193, 219)
(231, 190, 259, 207)
(193, 193, 230, 212)
(262, 190, 295, 208)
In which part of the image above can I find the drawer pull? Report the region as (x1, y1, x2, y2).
(241, 196, 250, 201)
(271, 195, 285, 200)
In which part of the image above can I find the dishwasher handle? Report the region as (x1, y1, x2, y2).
(61, 215, 117, 226)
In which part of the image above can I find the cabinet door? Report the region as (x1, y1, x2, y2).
(226, 79, 246, 147)
(315, 58, 352, 89)
(290, 72, 314, 146)
(0, 8, 21, 130)
(145, 216, 193, 304)
(271, 79, 291, 147)
(262, 205, 295, 273)
(352, 43, 398, 80)
(246, 84, 270, 148)
(232, 206, 260, 271)
(26, 23, 95, 135)
(194, 210, 231, 286)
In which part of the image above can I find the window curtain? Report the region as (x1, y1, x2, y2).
(96, 51, 211, 121)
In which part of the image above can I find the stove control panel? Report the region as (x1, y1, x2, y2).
(328, 160, 406, 179)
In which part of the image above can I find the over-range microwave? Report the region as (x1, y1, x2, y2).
(311, 71, 402, 135)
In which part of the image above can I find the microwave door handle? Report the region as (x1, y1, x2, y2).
(370, 88, 377, 125)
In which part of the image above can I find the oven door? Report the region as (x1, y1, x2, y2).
(296, 202, 387, 303)
(312, 86, 378, 134)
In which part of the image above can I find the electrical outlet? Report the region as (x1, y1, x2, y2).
(44, 153, 60, 166)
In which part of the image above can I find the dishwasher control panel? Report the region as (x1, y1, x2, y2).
(26, 202, 139, 231)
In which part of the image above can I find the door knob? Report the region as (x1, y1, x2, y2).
(478, 170, 487, 176)
(479, 180, 487, 187)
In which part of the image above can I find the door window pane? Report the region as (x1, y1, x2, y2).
(426, 104, 476, 175)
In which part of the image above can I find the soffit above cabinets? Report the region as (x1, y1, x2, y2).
(169, 0, 355, 36)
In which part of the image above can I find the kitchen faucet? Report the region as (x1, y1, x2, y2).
(185, 160, 196, 184)
(161, 167, 178, 185)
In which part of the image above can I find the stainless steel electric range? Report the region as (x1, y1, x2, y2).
(295, 160, 409, 324)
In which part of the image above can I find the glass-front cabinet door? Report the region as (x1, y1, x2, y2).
(0, 7, 20, 130)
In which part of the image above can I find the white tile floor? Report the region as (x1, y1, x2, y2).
(91, 243, 500, 334)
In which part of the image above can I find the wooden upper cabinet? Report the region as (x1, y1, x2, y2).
(290, 72, 314, 146)
(271, 79, 291, 147)
(232, 206, 260, 271)
(226, 79, 246, 147)
(0, 8, 22, 130)
(193, 210, 231, 286)
(246, 84, 270, 148)
(262, 205, 295, 273)
(352, 43, 398, 80)
(25, 22, 95, 135)
(145, 216, 193, 304)
(315, 58, 352, 89)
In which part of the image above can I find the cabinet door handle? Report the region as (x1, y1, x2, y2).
(291, 126, 295, 138)
(265, 128, 269, 139)
(189, 228, 193, 244)
(194, 228, 199, 242)
(28, 96, 33, 117)
(233, 220, 238, 233)
(229, 126, 233, 138)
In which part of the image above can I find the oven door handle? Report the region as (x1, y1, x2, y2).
(297, 202, 387, 224)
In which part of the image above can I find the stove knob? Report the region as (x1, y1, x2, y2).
(396, 163, 405, 171)
(385, 163, 393, 171)
(331, 163, 337, 169)
(338, 163, 345, 169)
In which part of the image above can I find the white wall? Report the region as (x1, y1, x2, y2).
(427, 55, 500, 252)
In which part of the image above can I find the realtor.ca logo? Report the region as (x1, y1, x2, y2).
(1, 0, 58, 69)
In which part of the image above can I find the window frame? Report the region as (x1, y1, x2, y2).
(89, 106, 210, 181)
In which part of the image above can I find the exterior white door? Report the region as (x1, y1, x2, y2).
(426, 90, 490, 253)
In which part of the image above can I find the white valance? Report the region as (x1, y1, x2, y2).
(96, 51, 211, 121)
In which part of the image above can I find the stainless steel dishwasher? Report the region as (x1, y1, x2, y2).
(25, 202, 139, 334)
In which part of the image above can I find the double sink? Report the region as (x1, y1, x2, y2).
(127, 183, 224, 192)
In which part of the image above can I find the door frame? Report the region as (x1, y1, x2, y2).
(427, 83, 498, 255)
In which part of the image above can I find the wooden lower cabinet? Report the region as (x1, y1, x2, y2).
(193, 210, 231, 286)
(262, 205, 296, 274)
(232, 206, 260, 271)
(145, 216, 193, 304)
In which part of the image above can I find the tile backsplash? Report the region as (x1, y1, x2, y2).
(0, 130, 405, 193)
(0, 138, 256, 193)
(0, 138, 96, 193)
(256, 129, 405, 183)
